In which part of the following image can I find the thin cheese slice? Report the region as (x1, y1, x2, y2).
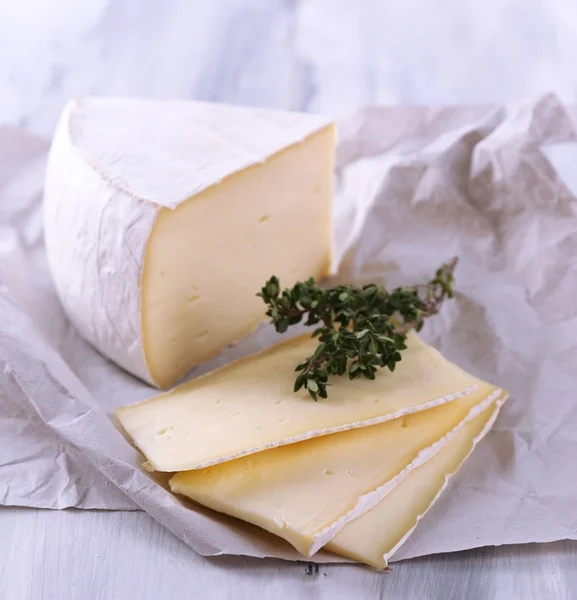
(326, 392, 508, 569)
(169, 383, 501, 557)
(116, 332, 482, 472)
(44, 97, 335, 389)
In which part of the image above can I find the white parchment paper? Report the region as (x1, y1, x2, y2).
(1, 92, 577, 563)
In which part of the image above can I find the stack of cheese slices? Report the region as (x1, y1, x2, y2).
(44, 97, 507, 570)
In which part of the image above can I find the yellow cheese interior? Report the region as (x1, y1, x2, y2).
(140, 126, 335, 389)
(116, 332, 484, 472)
(169, 382, 499, 557)
(326, 394, 506, 569)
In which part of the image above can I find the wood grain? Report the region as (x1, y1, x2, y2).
(1, 507, 576, 600)
(3, 0, 577, 135)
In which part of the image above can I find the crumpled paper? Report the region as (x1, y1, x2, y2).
(2, 92, 577, 563)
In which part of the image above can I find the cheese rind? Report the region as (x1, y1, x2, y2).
(325, 392, 507, 569)
(169, 383, 501, 557)
(116, 332, 482, 472)
(44, 96, 334, 388)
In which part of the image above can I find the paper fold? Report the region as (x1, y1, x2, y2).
(2, 92, 577, 562)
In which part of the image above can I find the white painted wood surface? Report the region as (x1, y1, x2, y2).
(3, 1, 577, 598)
(3, 0, 577, 136)
(2, 507, 577, 600)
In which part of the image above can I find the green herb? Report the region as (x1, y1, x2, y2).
(257, 258, 457, 400)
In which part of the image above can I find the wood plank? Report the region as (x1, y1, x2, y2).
(1, 508, 576, 600)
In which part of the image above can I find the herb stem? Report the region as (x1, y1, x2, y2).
(257, 258, 458, 400)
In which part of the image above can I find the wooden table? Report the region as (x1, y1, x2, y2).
(2, 508, 576, 599)
(2, 1, 577, 598)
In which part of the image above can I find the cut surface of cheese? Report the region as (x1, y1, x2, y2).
(116, 332, 482, 472)
(43, 96, 335, 389)
(326, 392, 507, 569)
(169, 383, 501, 557)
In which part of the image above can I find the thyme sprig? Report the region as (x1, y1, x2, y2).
(257, 258, 457, 400)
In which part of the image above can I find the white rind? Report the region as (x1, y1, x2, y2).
(66, 96, 333, 209)
(382, 393, 508, 567)
(43, 96, 333, 385)
(308, 387, 502, 556)
(144, 384, 478, 472)
(44, 101, 157, 383)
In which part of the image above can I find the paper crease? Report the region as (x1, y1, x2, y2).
(1, 92, 577, 563)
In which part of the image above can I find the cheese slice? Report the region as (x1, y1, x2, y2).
(116, 332, 482, 472)
(326, 392, 507, 569)
(43, 96, 335, 389)
(169, 383, 501, 557)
